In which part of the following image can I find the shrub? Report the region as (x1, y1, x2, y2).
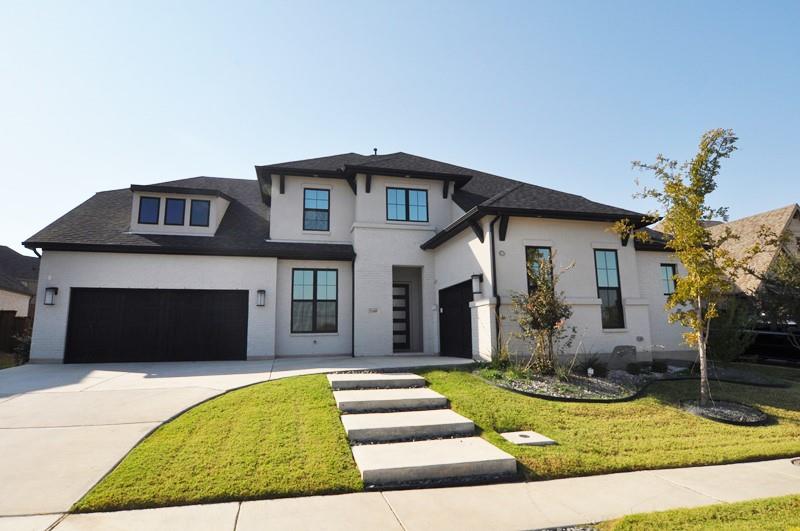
(576, 355, 608, 378)
(651, 359, 668, 373)
(708, 295, 758, 361)
(626, 362, 642, 375)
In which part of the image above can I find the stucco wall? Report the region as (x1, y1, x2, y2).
(30, 251, 278, 361)
(492, 217, 652, 358)
(269, 176, 354, 242)
(636, 250, 695, 357)
(0, 289, 30, 318)
(275, 259, 353, 357)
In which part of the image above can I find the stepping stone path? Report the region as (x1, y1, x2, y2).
(328, 372, 517, 487)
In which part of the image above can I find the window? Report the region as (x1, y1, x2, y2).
(525, 246, 552, 293)
(138, 197, 160, 224)
(303, 189, 330, 231)
(386, 187, 428, 222)
(164, 198, 186, 225)
(190, 199, 210, 227)
(291, 269, 337, 333)
(661, 263, 677, 295)
(594, 249, 624, 329)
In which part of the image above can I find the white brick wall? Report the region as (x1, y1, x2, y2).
(30, 251, 278, 361)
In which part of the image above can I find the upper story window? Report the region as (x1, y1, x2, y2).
(594, 249, 624, 329)
(138, 197, 160, 225)
(291, 269, 338, 333)
(660, 263, 677, 295)
(387, 187, 428, 222)
(164, 198, 186, 225)
(303, 189, 330, 231)
(525, 246, 552, 294)
(190, 199, 210, 227)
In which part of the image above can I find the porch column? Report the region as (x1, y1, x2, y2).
(469, 298, 496, 362)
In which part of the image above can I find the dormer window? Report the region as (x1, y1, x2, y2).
(303, 189, 330, 231)
(138, 197, 160, 224)
(164, 198, 186, 225)
(190, 199, 211, 227)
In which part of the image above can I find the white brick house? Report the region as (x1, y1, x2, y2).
(24, 152, 692, 363)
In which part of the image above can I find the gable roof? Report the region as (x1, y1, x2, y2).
(24, 177, 354, 260)
(709, 204, 800, 293)
(0, 270, 33, 296)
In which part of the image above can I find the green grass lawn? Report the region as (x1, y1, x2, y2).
(73, 374, 362, 512)
(75, 364, 800, 513)
(600, 494, 800, 530)
(420, 367, 800, 480)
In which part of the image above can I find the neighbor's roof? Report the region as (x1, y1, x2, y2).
(0, 246, 39, 282)
(24, 177, 354, 260)
(0, 270, 33, 296)
(709, 204, 800, 293)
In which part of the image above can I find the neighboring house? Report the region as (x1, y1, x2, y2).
(23, 152, 693, 363)
(0, 246, 39, 318)
(708, 204, 800, 294)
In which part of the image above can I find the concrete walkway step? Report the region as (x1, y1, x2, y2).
(334, 388, 448, 413)
(328, 373, 426, 390)
(351, 437, 517, 486)
(342, 409, 475, 443)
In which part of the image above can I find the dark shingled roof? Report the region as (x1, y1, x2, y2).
(0, 246, 39, 282)
(26, 151, 648, 257)
(24, 177, 354, 260)
(0, 270, 32, 296)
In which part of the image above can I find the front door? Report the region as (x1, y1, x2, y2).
(392, 283, 410, 351)
(438, 280, 473, 358)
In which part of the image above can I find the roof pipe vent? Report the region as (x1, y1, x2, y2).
(373, 148, 377, 155)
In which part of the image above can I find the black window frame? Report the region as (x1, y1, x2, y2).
(386, 187, 429, 222)
(164, 198, 186, 226)
(290, 268, 338, 333)
(137, 196, 161, 225)
(302, 188, 330, 232)
(525, 246, 552, 294)
(190, 199, 211, 227)
(660, 263, 677, 296)
(593, 249, 625, 329)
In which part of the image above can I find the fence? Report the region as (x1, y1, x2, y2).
(0, 310, 32, 353)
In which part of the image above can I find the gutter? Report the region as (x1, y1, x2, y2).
(351, 253, 356, 357)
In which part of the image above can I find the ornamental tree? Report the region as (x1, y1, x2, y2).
(621, 129, 770, 406)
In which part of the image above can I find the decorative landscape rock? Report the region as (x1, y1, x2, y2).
(500, 430, 556, 446)
(681, 400, 769, 426)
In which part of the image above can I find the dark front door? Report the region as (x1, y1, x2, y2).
(392, 283, 410, 351)
(65, 288, 249, 363)
(438, 280, 473, 358)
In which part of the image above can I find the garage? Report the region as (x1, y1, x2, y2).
(65, 288, 249, 363)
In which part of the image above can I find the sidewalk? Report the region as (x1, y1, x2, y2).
(10, 457, 799, 531)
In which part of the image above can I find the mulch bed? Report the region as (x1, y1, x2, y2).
(680, 399, 770, 425)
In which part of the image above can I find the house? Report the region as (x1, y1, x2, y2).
(23, 152, 693, 363)
(0, 246, 39, 318)
(708, 204, 800, 294)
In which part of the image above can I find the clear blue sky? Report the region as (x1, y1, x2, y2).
(2, 1, 798, 255)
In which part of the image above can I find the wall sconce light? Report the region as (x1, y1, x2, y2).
(44, 287, 58, 305)
(256, 289, 266, 307)
(471, 274, 483, 295)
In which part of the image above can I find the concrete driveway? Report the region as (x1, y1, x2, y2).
(0, 356, 470, 520)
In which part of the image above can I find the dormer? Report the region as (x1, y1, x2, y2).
(129, 184, 231, 236)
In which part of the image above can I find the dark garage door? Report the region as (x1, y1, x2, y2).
(65, 288, 249, 363)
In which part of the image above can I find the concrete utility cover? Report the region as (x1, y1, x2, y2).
(500, 431, 556, 446)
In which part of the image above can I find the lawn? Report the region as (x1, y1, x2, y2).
(599, 494, 800, 530)
(419, 367, 800, 480)
(73, 374, 362, 512)
(75, 364, 800, 513)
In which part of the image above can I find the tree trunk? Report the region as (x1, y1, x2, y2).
(697, 302, 710, 407)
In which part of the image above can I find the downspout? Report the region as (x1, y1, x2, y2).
(351, 253, 356, 357)
(488, 215, 502, 351)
